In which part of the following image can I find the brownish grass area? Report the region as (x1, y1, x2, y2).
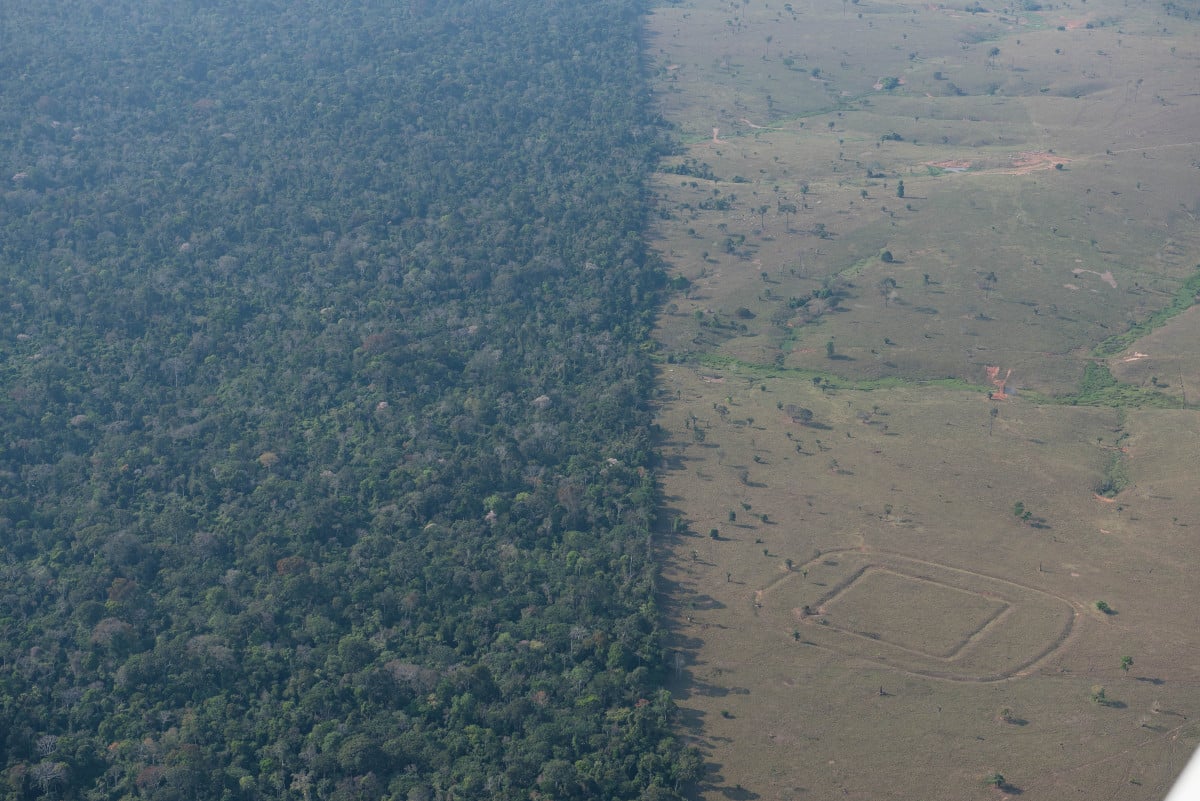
(647, 0, 1200, 795)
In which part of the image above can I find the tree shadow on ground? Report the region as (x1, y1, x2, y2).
(690, 762, 762, 801)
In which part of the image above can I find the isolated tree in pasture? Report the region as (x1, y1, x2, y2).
(877, 276, 897, 306)
(778, 201, 798, 231)
(789, 406, 814, 425)
(983, 772, 1009, 792)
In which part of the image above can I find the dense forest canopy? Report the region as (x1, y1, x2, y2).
(0, 1, 696, 798)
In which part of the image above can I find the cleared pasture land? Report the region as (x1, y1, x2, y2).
(766, 552, 1070, 678)
(1109, 306, 1200, 403)
(647, 0, 1200, 797)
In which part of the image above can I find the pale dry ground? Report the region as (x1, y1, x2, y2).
(647, 0, 1200, 797)
(657, 371, 1198, 799)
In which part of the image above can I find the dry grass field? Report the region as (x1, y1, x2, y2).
(646, 0, 1200, 797)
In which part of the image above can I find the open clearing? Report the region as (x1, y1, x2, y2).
(647, 0, 1200, 797)
(765, 550, 1072, 679)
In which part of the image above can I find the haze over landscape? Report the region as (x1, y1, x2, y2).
(0, 0, 1196, 800)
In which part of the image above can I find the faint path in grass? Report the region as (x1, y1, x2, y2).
(1016, 719, 1195, 799)
(761, 545, 1084, 684)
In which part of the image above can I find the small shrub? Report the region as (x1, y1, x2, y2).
(983, 772, 1006, 790)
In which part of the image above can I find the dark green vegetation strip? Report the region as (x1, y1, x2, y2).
(1092, 266, 1200, 358)
(1096, 450, 1132, 498)
(1058, 363, 1183, 408)
(0, 1, 698, 798)
(694, 354, 989, 393)
(690, 354, 1184, 409)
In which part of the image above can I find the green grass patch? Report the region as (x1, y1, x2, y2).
(690, 354, 1186, 409)
(696, 353, 989, 393)
(835, 255, 881, 280)
(1056, 363, 1185, 408)
(1019, 12, 1051, 29)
